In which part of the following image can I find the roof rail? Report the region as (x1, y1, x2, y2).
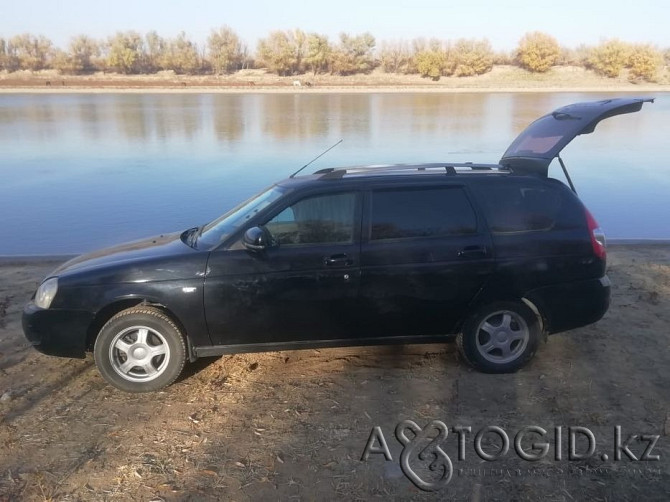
(314, 163, 508, 179)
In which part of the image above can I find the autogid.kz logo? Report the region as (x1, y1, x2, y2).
(361, 420, 661, 492)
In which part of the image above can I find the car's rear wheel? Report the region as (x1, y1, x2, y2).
(457, 301, 540, 373)
(94, 306, 186, 392)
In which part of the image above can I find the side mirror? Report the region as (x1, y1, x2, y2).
(243, 226, 272, 252)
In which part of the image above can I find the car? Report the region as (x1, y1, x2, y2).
(23, 97, 653, 392)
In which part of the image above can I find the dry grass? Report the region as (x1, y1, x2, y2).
(0, 246, 669, 500)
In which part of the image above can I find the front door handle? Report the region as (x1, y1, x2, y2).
(458, 246, 487, 258)
(324, 253, 354, 267)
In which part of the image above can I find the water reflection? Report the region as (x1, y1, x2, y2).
(0, 92, 667, 254)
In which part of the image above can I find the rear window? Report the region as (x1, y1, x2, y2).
(370, 187, 477, 240)
(473, 182, 583, 234)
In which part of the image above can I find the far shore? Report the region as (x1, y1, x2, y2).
(1, 65, 668, 94)
(1, 85, 668, 94)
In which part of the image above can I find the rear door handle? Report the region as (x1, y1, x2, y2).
(324, 253, 354, 267)
(458, 246, 487, 258)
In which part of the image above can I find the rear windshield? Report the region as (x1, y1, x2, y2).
(472, 181, 584, 234)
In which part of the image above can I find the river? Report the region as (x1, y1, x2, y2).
(0, 91, 667, 255)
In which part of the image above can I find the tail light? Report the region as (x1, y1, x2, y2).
(585, 208, 606, 261)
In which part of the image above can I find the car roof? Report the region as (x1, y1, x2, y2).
(275, 162, 519, 190)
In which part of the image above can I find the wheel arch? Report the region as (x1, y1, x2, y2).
(86, 299, 190, 354)
(459, 284, 546, 335)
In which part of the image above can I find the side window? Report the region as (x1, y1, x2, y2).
(265, 193, 356, 246)
(473, 183, 581, 234)
(370, 187, 477, 241)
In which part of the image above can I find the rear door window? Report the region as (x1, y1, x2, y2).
(473, 182, 582, 234)
(369, 187, 477, 240)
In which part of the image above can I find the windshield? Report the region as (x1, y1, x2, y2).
(196, 186, 287, 249)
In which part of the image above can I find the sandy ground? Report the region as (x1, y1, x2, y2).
(0, 245, 669, 501)
(0, 66, 668, 93)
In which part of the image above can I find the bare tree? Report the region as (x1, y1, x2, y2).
(106, 31, 143, 74)
(379, 40, 412, 74)
(304, 33, 331, 75)
(330, 32, 375, 75)
(144, 31, 167, 73)
(256, 29, 306, 75)
(162, 32, 201, 74)
(208, 26, 244, 74)
(9, 34, 52, 70)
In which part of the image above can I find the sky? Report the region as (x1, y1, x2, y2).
(1, 0, 669, 52)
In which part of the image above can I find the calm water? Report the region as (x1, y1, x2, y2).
(0, 92, 668, 255)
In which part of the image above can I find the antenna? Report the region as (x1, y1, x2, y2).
(290, 139, 343, 178)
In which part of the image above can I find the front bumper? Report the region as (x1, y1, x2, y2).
(22, 302, 94, 358)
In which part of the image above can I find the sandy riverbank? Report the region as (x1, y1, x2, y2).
(1, 65, 668, 94)
(0, 244, 668, 500)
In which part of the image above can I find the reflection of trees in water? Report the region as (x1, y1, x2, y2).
(261, 94, 337, 140)
(373, 93, 488, 138)
(112, 94, 204, 142)
(0, 97, 58, 141)
(509, 93, 555, 134)
(77, 99, 103, 140)
(211, 94, 244, 142)
(149, 94, 202, 142)
(114, 96, 149, 141)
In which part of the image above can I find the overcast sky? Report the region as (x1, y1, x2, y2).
(2, 0, 668, 51)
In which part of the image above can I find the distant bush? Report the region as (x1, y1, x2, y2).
(492, 50, 513, 66)
(415, 49, 448, 80)
(379, 40, 412, 74)
(515, 32, 560, 72)
(627, 44, 662, 81)
(587, 39, 630, 78)
(451, 38, 493, 76)
(558, 44, 591, 67)
(329, 32, 376, 75)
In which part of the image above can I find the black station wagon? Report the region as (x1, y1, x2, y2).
(23, 97, 653, 392)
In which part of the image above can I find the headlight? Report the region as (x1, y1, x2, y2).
(35, 277, 58, 309)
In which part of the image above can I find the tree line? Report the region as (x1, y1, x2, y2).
(0, 28, 668, 82)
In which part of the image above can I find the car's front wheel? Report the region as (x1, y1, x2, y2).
(457, 301, 541, 373)
(94, 306, 186, 392)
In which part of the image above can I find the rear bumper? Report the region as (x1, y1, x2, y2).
(526, 275, 611, 334)
(22, 302, 94, 358)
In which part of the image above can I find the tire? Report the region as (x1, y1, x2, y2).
(457, 301, 540, 373)
(93, 306, 187, 393)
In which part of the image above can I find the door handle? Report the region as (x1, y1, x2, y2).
(458, 246, 487, 258)
(324, 253, 354, 267)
